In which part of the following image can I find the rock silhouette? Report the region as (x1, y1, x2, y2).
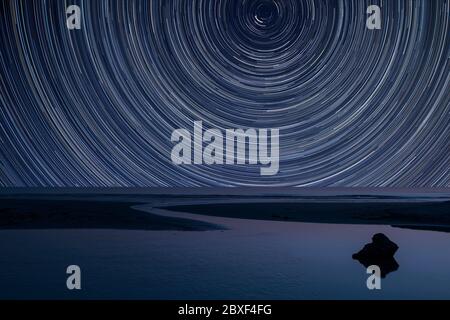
(352, 233, 399, 278)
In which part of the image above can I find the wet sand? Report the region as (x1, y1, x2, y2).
(161, 200, 450, 232)
(0, 199, 223, 231)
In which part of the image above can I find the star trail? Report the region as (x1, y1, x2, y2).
(0, 0, 449, 187)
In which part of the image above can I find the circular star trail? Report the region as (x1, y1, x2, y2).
(0, 0, 449, 187)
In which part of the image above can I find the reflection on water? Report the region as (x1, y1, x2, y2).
(352, 233, 399, 278)
(1, 213, 450, 299)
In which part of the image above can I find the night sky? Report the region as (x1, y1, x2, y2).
(0, 0, 449, 187)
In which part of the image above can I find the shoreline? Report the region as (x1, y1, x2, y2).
(0, 194, 449, 233)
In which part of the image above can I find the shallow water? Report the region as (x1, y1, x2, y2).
(1, 211, 450, 299)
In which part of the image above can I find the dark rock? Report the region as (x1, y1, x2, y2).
(352, 233, 399, 278)
(352, 233, 398, 260)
